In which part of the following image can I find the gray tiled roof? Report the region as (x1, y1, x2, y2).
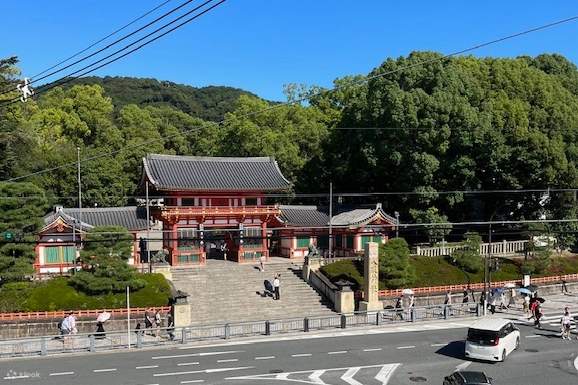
(44, 207, 149, 231)
(278, 205, 330, 227)
(279, 204, 397, 228)
(143, 154, 292, 192)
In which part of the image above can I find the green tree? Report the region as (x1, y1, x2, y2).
(452, 232, 483, 273)
(0, 182, 48, 282)
(379, 238, 415, 289)
(410, 207, 452, 244)
(70, 226, 144, 294)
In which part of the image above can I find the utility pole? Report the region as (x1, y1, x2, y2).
(395, 211, 400, 238)
(328, 182, 333, 259)
(146, 181, 151, 274)
(126, 286, 131, 349)
(77, 147, 82, 264)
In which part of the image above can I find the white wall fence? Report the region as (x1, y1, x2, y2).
(414, 240, 528, 258)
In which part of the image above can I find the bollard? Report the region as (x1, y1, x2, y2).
(89, 335, 95, 352)
(181, 327, 187, 344)
(376, 311, 380, 326)
(304, 317, 309, 333)
(224, 324, 230, 339)
(340, 314, 347, 329)
(265, 320, 271, 336)
(444, 305, 448, 320)
(410, 308, 416, 323)
(40, 337, 47, 356)
(137, 331, 143, 348)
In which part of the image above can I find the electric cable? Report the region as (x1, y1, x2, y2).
(1, 12, 577, 181)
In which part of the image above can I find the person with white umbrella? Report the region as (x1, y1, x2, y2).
(95, 311, 111, 339)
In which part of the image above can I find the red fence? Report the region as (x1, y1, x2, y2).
(0, 306, 172, 322)
(376, 273, 578, 298)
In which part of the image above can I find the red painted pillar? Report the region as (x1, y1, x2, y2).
(261, 221, 268, 259)
(171, 221, 178, 266)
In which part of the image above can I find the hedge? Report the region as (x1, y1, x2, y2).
(0, 273, 171, 312)
(320, 256, 578, 290)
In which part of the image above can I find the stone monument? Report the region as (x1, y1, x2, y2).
(359, 241, 383, 312)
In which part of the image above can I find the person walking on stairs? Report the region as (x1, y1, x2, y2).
(273, 274, 280, 300)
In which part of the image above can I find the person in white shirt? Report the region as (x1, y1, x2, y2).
(67, 312, 77, 335)
(561, 307, 573, 340)
(273, 274, 280, 300)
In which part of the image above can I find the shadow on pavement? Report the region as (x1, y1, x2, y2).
(435, 341, 465, 359)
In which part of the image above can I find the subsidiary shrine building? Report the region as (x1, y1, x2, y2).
(142, 154, 398, 266)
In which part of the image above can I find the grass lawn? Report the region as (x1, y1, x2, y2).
(0, 273, 172, 312)
(320, 255, 578, 290)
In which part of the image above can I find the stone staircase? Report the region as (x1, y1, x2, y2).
(170, 259, 335, 325)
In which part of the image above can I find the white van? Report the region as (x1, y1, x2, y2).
(464, 318, 520, 362)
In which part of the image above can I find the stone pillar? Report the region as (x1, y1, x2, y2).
(359, 242, 382, 312)
(173, 295, 191, 328)
(335, 286, 355, 314)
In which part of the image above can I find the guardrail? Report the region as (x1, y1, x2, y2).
(0, 307, 172, 322)
(377, 273, 578, 298)
(0, 303, 480, 358)
(414, 239, 528, 257)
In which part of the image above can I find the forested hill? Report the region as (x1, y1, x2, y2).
(56, 76, 259, 121)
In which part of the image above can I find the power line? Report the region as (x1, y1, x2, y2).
(0, 0, 174, 96)
(0, 0, 226, 108)
(0, 0, 198, 97)
(2, 13, 577, 179)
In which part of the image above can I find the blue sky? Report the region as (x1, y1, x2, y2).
(2, 0, 577, 101)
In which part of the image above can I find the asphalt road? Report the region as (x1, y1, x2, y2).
(0, 321, 577, 385)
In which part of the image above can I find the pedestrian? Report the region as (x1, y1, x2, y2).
(59, 315, 70, 337)
(489, 295, 497, 315)
(154, 310, 162, 337)
(395, 296, 404, 320)
(462, 288, 469, 304)
(534, 302, 543, 329)
(444, 291, 452, 305)
(499, 291, 507, 310)
(260, 255, 266, 272)
(561, 309, 572, 340)
(67, 312, 77, 335)
(508, 288, 516, 309)
(523, 294, 530, 315)
(145, 308, 154, 334)
(409, 294, 415, 309)
(95, 321, 106, 339)
(166, 312, 175, 340)
(273, 274, 280, 300)
(562, 279, 569, 294)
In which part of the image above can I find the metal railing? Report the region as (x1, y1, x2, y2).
(0, 303, 480, 358)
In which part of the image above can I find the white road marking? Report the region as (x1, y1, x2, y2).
(255, 356, 275, 360)
(456, 361, 472, 371)
(136, 365, 159, 370)
(396, 345, 416, 350)
(93, 368, 117, 373)
(154, 367, 253, 377)
(574, 356, 578, 371)
(49, 372, 74, 376)
(217, 359, 238, 363)
(308, 370, 326, 385)
(177, 362, 200, 366)
(292, 353, 312, 357)
(181, 381, 204, 384)
(363, 348, 382, 352)
(375, 364, 400, 384)
(342, 367, 363, 385)
(525, 335, 541, 338)
(328, 351, 348, 355)
(152, 350, 242, 360)
(3, 375, 30, 379)
(431, 343, 447, 347)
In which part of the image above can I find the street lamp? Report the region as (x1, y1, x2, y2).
(394, 211, 400, 238)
